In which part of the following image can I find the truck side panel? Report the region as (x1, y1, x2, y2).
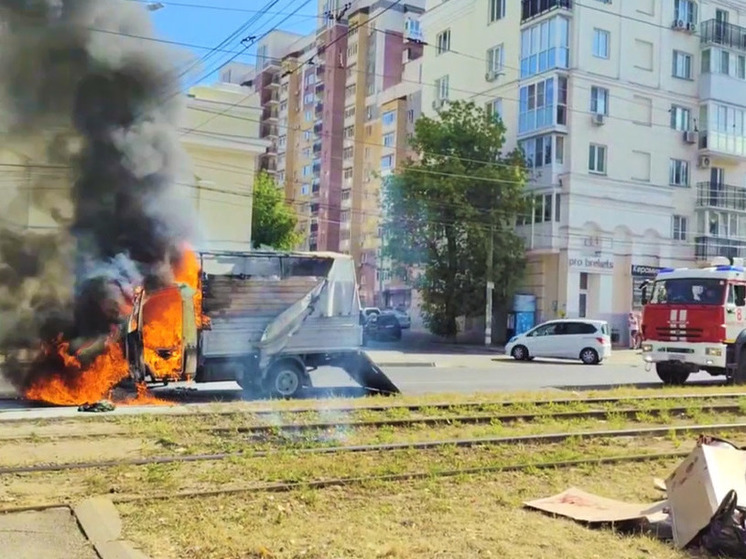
(201, 275, 323, 358)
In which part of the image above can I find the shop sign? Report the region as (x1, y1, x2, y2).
(568, 252, 614, 274)
(631, 265, 663, 277)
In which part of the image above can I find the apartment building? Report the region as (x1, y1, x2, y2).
(224, 1, 425, 304)
(420, 0, 746, 338)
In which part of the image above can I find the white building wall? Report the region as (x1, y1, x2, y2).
(420, 0, 746, 342)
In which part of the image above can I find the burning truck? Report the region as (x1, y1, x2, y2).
(123, 249, 399, 399)
(0, 1, 398, 405)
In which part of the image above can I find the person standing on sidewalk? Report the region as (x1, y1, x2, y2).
(628, 311, 640, 349)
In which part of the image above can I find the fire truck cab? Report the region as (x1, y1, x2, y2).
(640, 257, 746, 385)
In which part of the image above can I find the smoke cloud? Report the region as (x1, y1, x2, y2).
(0, 0, 197, 390)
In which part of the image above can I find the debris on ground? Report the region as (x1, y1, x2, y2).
(77, 400, 116, 413)
(525, 434, 746, 558)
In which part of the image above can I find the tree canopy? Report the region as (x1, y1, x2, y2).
(382, 100, 529, 338)
(251, 171, 302, 250)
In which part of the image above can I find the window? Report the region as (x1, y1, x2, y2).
(486, 98, 503, 121)
(302, 148, 311, 158)
(343, 167, 353, 179)
(673, 215, 688, 241)
(304, 110, 312, 121)
(520, 16, 570, 78)
(343, 146, 353, 159)
(436, 29, 450, 55)
(435, 75, 449, 100)
(382, 110, 396, 126)
(304, 73, 315, 86)
(487, 44, 504, 74)
(673, 50, 693, 79)
(344, 106, 355, 118)
(518, 75, 567, 134)
(669, 159, 690, 186)
(280, 100, 288, 112)
(344, 125, 355, 138)
(303, 130, 311, 141)
(302, 165, 311, 177)
(304, 93, 314, 105)
(519, 134, 558, 168)
(301, 183, 310, 196)
(555, 192, 561, 221)
(590, 86, 609, 115)
(381, 155, 394, 170)
(488, 0, 505, 22)
(588, 144, 607, 174)
(345, 84, 356, 97)
(383, 132, 395, 147)
(670, 105, 691, 131)
(674, 0, 697, 25)
(593, 29, 610, 58)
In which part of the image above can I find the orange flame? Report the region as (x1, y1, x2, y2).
(24, 338, 129, 406)
(141, 247, 206, 382)
(23, 246, 206, 406)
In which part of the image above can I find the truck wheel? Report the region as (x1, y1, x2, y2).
(264, 362, 305, 399)
(656, 363, 690, 385)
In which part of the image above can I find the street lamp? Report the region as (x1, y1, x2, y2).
(146, 2, 165, 11)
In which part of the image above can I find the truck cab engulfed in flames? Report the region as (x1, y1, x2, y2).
(123, 250, 399, 399)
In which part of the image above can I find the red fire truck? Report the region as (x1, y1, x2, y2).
(640, 257, 746, 385)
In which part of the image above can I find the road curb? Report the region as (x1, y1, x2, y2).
(376, 362, 436, 368)
(73, 497, 150, 559)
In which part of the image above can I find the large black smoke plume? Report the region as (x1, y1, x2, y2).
(0, 0, 197, 391)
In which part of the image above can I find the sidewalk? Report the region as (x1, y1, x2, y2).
(0, 498, 149, 559)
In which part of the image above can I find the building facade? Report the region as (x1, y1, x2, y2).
(226, 1, 425, 305)
(420, 0, 746, 340)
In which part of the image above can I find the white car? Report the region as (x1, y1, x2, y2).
(505, 319, 612, 365)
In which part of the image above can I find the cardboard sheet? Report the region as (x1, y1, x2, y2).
(524, 487, 668, 524)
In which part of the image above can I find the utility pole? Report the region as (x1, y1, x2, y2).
(485, 222, 495, 346)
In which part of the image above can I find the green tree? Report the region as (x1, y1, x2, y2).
(382, 100, 528, 338)
(251, 171, 302, 250)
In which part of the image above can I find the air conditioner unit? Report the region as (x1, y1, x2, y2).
(672, 19, 686, 29)
(698, 155, 711, 168)
(592, 113, 605, 125)
(683, 130, 697, 144)
(485, 71, 501, 82)
(686, 22, 697, 32)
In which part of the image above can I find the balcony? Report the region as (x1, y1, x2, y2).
(264, 75, 280, 89)
(701, 19, 746, 53)
(699, 130, 746, 160)
(261, 125, 278, 139)
(266, 92, 280, 105)
(521, 0, 571, 23)
(696, 181, 746, 212)
(696, 236, 746, 261)
(262, 107, 279, 122)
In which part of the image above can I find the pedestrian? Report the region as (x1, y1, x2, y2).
(628, 311, 640, 350)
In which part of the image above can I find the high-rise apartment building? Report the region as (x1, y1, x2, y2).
(420, 0, 746, 338)
(226, 0, 425, 305)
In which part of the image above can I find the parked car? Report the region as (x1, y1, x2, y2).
(364, 312, 402, 342)
(384, 307, 411, 329)
(504, 319, 611, 365)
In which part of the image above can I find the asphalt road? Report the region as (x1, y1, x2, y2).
(0, 349, 726, 417)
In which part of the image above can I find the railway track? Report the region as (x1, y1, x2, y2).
(2, 397, 746, 442)
(0, 449, 693, 515)
(2, 421, 744, 475)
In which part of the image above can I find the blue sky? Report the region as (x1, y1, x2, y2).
(145, 0, 320, 85)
